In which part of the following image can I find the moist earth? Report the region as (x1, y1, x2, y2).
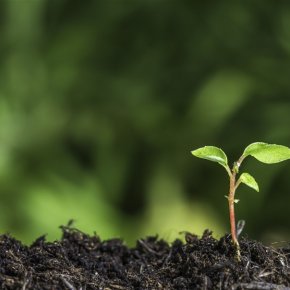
(0, 225, 289, 290)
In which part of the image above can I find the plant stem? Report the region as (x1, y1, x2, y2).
(228, 168, 241, 261)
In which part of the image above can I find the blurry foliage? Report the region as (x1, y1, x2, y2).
(0, 0, 290, 244)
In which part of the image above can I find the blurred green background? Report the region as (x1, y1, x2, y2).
(0, 0, 290, 245)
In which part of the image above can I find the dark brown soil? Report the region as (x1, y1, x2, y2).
(0, 225, 289, 290)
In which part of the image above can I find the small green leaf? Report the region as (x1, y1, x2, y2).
(238, 172, 259, 192)
(243, 142, 290, 164)
(191, 146, 228, 168)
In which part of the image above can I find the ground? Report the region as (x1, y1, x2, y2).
(0, 225, 289, 290)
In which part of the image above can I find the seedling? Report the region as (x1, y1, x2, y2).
(191, 142, 290, 261)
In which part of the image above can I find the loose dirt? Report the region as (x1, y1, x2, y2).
(0, 225, 289, 289)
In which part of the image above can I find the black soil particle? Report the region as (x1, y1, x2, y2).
(0, 226, 289, 290)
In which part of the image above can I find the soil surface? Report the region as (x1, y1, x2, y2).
(0, 225, 289, 290)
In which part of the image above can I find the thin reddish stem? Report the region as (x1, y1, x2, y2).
(228, 172, 237, 242)
(228, 170, 241, 261)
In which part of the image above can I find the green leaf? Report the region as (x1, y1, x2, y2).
(243, 142, 290, 164)
(191, 146, 228, 168)
(238, 172, 259, 192)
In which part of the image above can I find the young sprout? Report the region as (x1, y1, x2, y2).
(191, 142, 290, 261)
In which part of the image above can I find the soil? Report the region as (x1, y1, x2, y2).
(0, 225, 289, 290)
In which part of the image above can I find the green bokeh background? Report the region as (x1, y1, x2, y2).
(0, 0, 290, 245)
